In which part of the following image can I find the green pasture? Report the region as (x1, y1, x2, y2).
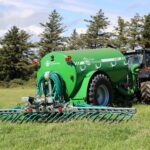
(0, 88, 149, 150)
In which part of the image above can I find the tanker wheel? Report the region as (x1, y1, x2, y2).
(88, 74, 113, 106)
(140, 81, 150, 103)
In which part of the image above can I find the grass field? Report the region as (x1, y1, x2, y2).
(0, 88, 150, 150)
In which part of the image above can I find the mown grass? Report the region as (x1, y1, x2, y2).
(0, 88, 35, 108)
(0, 88, 150, 150)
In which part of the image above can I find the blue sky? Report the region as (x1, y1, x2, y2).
(0, 0, 150, 41)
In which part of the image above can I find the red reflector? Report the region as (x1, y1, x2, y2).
(68, 56, 72, 59)
(28, 108, 33, 112)
(57, 107, 62, 111)
(32, 60, 39, 65)
(65, 57, 69, 62)
(65, 56, 72, 62)
(145, 68, 150, 70)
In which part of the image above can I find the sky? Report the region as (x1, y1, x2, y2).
(0, 0, 150, 42)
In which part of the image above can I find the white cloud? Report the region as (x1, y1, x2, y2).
(64, 0, 80, 5)
(23, 25, 43, 35)
(0, 9, 48, 30)
(0, 29, 7, 37)
(59, 4, 95, 14)
(0, 0, 97, 32)
(21, 10, 35, 18)
(0, 25, 43, 40)
(105, 13, 131, 33)
(76, 28, 87, 34)
(0, 0, 144, 42)
(0, 0, 41, 9)
(63, 0, 97, 9)
(4, 9, 34, 19)
(50, 0, 97, 14)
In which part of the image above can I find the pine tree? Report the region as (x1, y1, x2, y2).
(77, 33, 87, 49)
(127, 13, 143, 50)
(84, 9, 110, 48)
(67, 29, 80, 50)
(113, 16, 129, 49)
(39, 10, 65, 57)
(0, 26, 34, 81)
(142, 14, 150, 48)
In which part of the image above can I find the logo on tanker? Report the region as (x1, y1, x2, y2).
(83, 57, 93, 65)
(45, 61, 50, 67)
(45, 60, 60, 67)
(75, 57, 94, 66)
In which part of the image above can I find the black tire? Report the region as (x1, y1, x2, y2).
(140, 81, 150, 103)
(88, 74, 113, 106)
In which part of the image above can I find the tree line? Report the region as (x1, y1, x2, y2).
(0, 9, 150, 82)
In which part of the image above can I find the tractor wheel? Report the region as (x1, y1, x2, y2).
(140, 81, 150, 103)
(88, 74, 113, 106)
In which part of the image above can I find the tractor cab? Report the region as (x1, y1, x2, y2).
(122, 49, 150, 69)
(123, 49, 150, 102)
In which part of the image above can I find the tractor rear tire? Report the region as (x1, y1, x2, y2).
(140, 81, 150, 103)
(88, 74, 113, 106)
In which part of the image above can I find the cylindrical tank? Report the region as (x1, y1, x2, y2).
(37, 48, 128, 97)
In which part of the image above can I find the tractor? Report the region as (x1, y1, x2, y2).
(122, 49, 150, 103)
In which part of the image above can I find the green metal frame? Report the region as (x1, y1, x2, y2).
(71, 71, 96, 105)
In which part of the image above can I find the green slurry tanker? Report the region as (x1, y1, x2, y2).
(0, 48, 138, 123)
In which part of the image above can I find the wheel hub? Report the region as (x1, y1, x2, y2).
(96, 84, 109, 106)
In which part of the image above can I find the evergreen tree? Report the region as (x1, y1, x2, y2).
(77, 33, 87, 49)
(67, 29, 80, 50)
(113, 16, 129, 49)
(142, 14, 150, 48)
(39, 9, 65, 57)
(0, 26, 34, 81)
(84, 9, 110, 48)
(127, 13, 143, 50)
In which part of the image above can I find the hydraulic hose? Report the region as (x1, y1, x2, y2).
(115, 64, 139, 96)
(36, 72, 64, 103)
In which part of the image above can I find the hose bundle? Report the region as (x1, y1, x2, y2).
(36, 72, 64, 103)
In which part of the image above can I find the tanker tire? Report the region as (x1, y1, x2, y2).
(88, 74, 113, 106)
(140, 81, 150, 103)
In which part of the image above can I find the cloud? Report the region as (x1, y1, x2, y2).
(124, 3, 141, 13)
(0, 0, 97, 31)
(0, 29, 7, 37)
(48, 0, 97, 14)
(0, 0, 50, 31)
(0, 10, 48, 29)
(0, 25, 43, 41)
(0, 0, 41, 9)
(64, 0, 80, 5)
(0, 0, 98, 41)
(63, 0, 97, 9)
(24, 25, 43, 35)
(104, 13, 131, 33)
(58, 4, 96, 14)
(66, 18, 83, 28)
(0, 0, 148, 42)
(22, 25, 43, 42)
(76, 28, 87, 34)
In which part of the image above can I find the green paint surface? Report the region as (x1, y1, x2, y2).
(37, 48, 128, 101)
